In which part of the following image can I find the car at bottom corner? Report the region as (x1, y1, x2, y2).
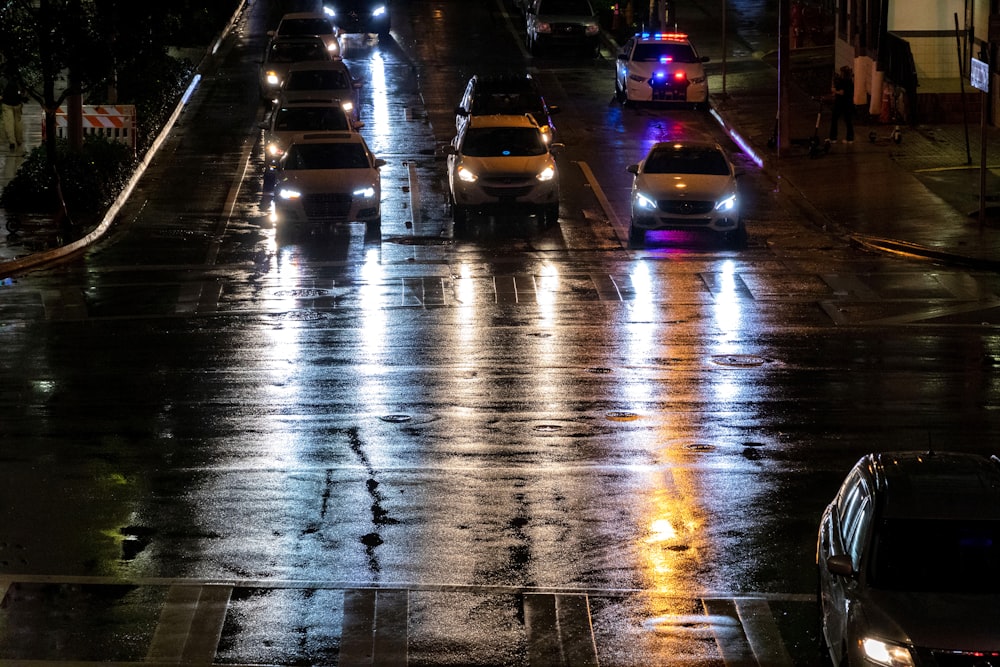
(445, 113, 563, 225)
(615, 32, 709, 107)
(818, 450, 1000, 667)
(270, 132, 385, 237)
(626, 140, 743, 247)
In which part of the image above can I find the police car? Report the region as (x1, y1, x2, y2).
(614, 32, 709, 106)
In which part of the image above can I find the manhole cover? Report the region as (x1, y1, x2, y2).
(379, 414, 412, 423)
(273, 288, 330, 298)
(277, 310, 325, 321)
(533, 424, 563, 432)
(710, 354, 767, 367)
(383, 236, 453, 246)
(587, 367, 613, 374)
(685, 443, 716, 452)
(606, 410, 639, 422)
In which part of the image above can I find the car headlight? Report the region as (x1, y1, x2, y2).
(861, 638, 915, 667)
(278, 188, 301, 200)
(353, 186, 376, 198)
(635, 193, 657, 210)
(327, 43, 339, 53)
(715, 194, 737, 211)
(266, 143, 283, 158)
(536, 165, 555, 182)
(323, 5, 335, 16)
(266, 71, 279, 86)
(628, 73, 647, 83)
(342, 101, 354, 114)
(585, 24, 599, 35)
(372, 5, 386, 17)
(535, 21, 552, 34)
(456, 165, 477, 183)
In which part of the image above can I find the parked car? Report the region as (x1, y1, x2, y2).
(269, 12, 342, 58)
(446, 113, 564, 225)
(625, 140, 743, 246)
(322, 0, 391, 36)
(259, 35, 332, 102)
(270, 132, 385, 236)
(818, 450, 1000, 667)
(277, 60, 362, 120)
(615, 32, 710, 107)
(524, 0, 600, 57)
(455, 72, 559, 143)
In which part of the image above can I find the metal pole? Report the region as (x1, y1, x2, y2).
(722, 0, 727, 96)
(955, 13, 972, 164)
(778, 0, 790, 154)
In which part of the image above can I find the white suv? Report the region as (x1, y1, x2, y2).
(615, 32, 709, 106)
(446, 114, 564, 225)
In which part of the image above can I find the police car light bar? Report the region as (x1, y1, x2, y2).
(636, 32, 688, 40)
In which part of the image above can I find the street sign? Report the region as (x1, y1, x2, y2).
(971, 57, 989, 93)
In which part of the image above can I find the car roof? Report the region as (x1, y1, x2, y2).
(287, 132, 367, 145)
(472, 72, 540, 91)
(467, 114, 541, 129)
(647, 140, 727, 154)
(868, 451, 1000, 520)
(278, 12, 334, 23)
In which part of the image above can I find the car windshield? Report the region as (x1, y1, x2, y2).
(285, 69, 349, 91)
(869, 518, 1000, 593)
(539, 0, 592, 15)
(644, 147, 730, 175)
(268, 41, 328, 63)
(274, 107, 350, 132)
(279, 19, 334, 36)
(461, 127, 547, 157)
(285, 143, 370, 169)
(632, 43, 699, 63)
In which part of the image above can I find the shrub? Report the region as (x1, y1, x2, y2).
(0, 135, 136, 219)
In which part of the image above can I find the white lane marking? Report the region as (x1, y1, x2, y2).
(407, 160, 421, 228)
(204, 137, 256, 266)
(576, 160, 622, 232)
(146, 584, 232, 663)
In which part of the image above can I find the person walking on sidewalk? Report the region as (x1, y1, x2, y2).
(829, 65, 854, 143)
(2, 70, 27, 155)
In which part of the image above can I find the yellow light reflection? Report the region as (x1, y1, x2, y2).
(535, 261, 559, 326)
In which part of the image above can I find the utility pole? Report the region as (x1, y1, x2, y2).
(777, 0, 790, 153)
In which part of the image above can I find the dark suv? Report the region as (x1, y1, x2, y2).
(525, 0, 600, 56)
(454, 73, 560, 143)
(817, 450, 1000, 667)
(322, 0, 390, 36)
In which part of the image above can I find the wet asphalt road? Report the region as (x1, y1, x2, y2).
(3, 0, 1000, 664)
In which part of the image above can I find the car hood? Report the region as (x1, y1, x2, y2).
(626, 62, 703, 79)
(279, 169, 377, 194)
(634, 172, 733, 201)
(860, 588, 1000, 651)
(457, 155, 555, 178)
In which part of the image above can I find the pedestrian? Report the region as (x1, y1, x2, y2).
(2, 70, 27, 155)
(829, 65, 854, 143)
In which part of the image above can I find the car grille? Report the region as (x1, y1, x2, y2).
(479, 177, 535, 199)
(551, 22, 586, 36)
(303, 193, 352, 221)
(658, 200, 714, 215)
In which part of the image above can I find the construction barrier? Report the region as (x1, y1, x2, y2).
(42, 105, 137, 153)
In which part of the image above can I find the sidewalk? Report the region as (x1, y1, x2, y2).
(707, 49, 1000, 271)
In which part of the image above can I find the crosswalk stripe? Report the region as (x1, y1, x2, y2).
(734, 598, 794, 667)
(145, 584, 232, 662)
(703, 598, 756, 667)
(524, 593, 599, 667)
(341, 588, 410, 666)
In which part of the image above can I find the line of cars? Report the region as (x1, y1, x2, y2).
(257, 6, 388, 238)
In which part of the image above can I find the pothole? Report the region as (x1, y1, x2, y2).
(606, 410, 640, 422)
(710, 354, 768, 367)
(379, 414, 412, 423)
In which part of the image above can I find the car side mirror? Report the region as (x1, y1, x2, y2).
(826, 554, 855, 578)
(626, 164, 639, 175)
(549, 142, 565, 155)
(353, 120, 366, 130)
(353, 80, 363, 90)
(444, 145, 458, 156)
(617, 53, 627, 61)
(258, 121, 268, 130)
(374, 158, 387, 168)
(455, 107, 469, 117)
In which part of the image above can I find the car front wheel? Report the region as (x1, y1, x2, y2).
(628, 223, 645, 247)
